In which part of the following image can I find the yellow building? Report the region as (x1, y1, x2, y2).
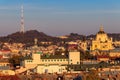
(90, 25, 114, 51)
(69, 51, 80, 64)
(109, 48, 120, 58)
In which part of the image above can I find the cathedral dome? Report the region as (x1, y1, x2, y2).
(90, 25, 113, 51)
(96, 25, 108, 42)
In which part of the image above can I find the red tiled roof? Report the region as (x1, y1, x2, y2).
(0, 50, 11, 53)
(97, 55, 109, 58)
(0, 55, 3, 58)
(0, 75, 21, 80)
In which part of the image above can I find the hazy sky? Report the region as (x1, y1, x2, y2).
(0, 0, 120, 36)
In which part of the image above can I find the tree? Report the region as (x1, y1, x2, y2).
(9, 55, 23, 68)
(80, 51, 94, 60)
(86, 70, 100, 80)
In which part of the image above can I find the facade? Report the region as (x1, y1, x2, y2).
(0, 61, 15, 75)
(0, 62, 10, 70)
(78, 41, 87, 51)
(69, 52, 80, 64)
(57, 36, 68, 39)
(67, 41, 78, 52)
(0, 50, 11, 59)
(90, 26, 114, 51)
(22, 51, 80, 74)
(90, 26, 120, 60)
(109, 48, 120, 58)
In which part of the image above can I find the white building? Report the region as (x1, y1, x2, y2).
(22, 51, 80, 74)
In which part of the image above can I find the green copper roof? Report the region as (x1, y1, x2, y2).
(36, 52, 42, 54)
(41, 55, 68, 59)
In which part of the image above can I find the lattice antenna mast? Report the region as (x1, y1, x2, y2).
(20, 5, 25, 33)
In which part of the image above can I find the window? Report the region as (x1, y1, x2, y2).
(99, 38, 101, 41)
(95, 45, 97, 48)
(77, 61, 79, 64)
(27, 60, 32, 62)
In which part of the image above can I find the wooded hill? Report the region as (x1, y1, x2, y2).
(0, 30, 120, 45)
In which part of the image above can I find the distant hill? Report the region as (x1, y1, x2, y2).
(87, 33, 120, 41)
(65, 33, 120, 41)
(0, 30, 120, 45)
(0, 31, 86, 44)
(0, 30, 60, 44)
(107, 33, 120, 41)
(65, 33, 86, 41)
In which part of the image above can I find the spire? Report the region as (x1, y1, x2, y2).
(97, 24, 105, 34)
(100, 24, 104, 32)
(20, 5, 25, 33)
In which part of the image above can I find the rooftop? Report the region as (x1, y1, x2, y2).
(41, 55, 68, 59)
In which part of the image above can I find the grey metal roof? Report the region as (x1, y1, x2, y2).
(110, 48, 120, 52)
(0, 66, 10, 70)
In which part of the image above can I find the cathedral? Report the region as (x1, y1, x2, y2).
(90, 25, 114, 51)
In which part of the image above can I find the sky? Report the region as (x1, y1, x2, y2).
(0, 0, 120, 36)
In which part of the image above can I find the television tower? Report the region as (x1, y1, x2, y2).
(20, 5, 25, 33)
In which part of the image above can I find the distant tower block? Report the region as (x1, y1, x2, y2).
(20, 5, 25, 33)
